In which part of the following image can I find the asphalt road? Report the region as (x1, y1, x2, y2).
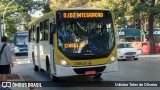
(12, 54, 160, 90)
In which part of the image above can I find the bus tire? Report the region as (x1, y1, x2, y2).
(46, 56, 50, 71)
(50, 74, 59, 82)
(94, 73, 102, 78)
(34, 65, 39, 71)
(39, 68, 44, 72)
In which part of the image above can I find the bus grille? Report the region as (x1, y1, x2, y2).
(73, 66, 106, 74)
(124, 52, 136, 55)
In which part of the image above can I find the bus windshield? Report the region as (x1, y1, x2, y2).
(57, 19, 115, 58)
(118, 43, 133, 48)
(16, 35, 28, 45)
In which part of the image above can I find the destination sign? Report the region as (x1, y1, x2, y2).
(64, 42, 85, 48)
(63, 12, 104, 18)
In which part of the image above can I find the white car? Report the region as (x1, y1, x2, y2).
(117, 42, 139, 60)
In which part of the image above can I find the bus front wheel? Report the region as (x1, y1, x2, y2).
(32, 52, 39, 71)
(93, 73, 102, 78)
(50, 74, 59, 82)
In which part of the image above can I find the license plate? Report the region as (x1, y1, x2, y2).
(85, 71, 96, 75)
(126, 56, 134, 58)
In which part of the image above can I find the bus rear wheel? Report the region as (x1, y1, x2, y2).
(32, 52, 39, 71)
(34, 65, 39, 71)
(93, 73, 102, 78)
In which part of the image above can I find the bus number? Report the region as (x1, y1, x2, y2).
(74, 62, 87, 66)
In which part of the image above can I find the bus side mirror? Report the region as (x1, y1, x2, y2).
(28, 30, 31, 42)
(51, 23, 56, 34)
(50, 23, 55, 44)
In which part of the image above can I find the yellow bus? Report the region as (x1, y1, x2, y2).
(28, 8, 117, 81)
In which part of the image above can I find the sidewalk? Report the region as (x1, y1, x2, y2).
(6, 74, 30, 90)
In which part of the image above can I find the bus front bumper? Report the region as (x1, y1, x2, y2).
(55, 61, 118, 77)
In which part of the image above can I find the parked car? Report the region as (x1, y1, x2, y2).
(117, 42, 139, 60)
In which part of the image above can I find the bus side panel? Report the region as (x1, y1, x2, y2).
(28, 42, 32, 62)
(50, 44, 56, 74)
(49, 17, 56, 75)
(39, 42, 46, 70)
(39, 41, 50, 71)
(34, 43, 41, 68)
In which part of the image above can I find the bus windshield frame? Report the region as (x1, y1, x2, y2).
(15, 34, 28, 46)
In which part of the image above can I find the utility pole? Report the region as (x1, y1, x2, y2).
(139, 12, 143, 54)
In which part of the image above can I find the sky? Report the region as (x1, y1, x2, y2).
(29, 0, 47, 18)
(29, 10, 44, 18)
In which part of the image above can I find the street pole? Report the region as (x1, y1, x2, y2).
(2, 0, 15, 36)
(139, 12, 143, 54)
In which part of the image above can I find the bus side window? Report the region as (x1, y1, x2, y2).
(40, 31, 43, 41)
(36, 27, 40, 43)
(44, 30, 49, 41)
(28, 30, 31, 42)
(31, 30, 35, 41)
(39, 31, 44, 41)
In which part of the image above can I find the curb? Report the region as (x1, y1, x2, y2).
(18, 74, 30, 90)
(8, 74, 30, 90)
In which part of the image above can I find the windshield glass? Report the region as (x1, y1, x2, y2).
(57, 19, 115, 56)
(16, 35, 28, 45)
(118, 43, 133, 48)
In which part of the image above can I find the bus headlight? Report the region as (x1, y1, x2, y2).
(58, 56, 70, 67)
(60, 60, 68, 66)
(111, 56, 116, 62)
(108, 52, 117, 64)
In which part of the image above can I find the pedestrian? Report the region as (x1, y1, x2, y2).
(0, 36, 14, 90)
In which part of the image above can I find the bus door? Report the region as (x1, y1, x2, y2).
(49, 22, 56, 75)
(34, 26, 41, 68)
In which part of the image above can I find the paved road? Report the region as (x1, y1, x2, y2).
(12, 55, 160, 90)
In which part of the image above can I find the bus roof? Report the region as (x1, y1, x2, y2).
(28, 8, 111, 26)
(57, 8, 110, 11)
(28, 11, 54, 26)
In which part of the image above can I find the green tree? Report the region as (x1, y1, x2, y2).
(0, 0, 50, 40)
(134, 0, 160, 54)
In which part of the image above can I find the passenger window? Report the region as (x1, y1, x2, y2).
(44, 30, 49, 41)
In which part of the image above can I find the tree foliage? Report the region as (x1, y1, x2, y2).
(0, 0, 49, 40)
(0, 0, 160, 54)
(49, 0, 160, 54)
(49, 0, 137, 28)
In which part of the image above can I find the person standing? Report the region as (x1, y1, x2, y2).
(0, 36, 14, 89)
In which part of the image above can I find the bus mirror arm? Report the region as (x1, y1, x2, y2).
(52, 23, 56, 34)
